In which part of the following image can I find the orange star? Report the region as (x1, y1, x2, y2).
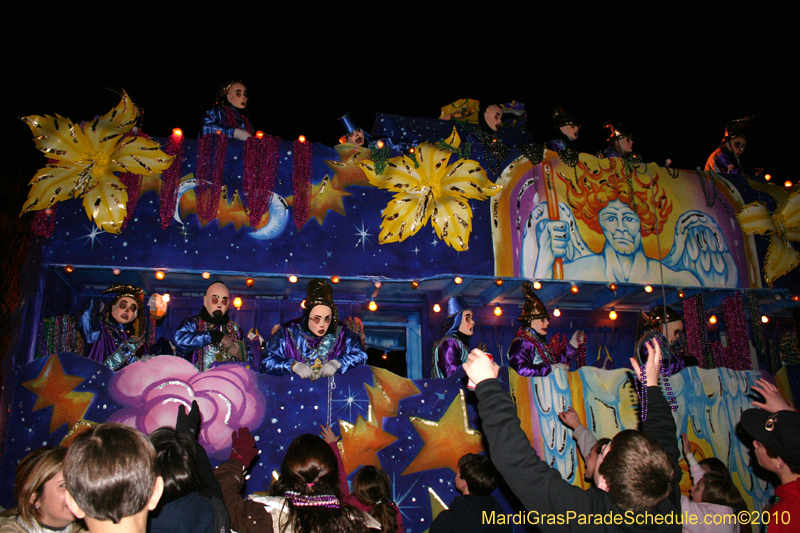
(286, 175, 351, 226)
(338, 414, 397, 475)
(325, 145, 374, 189)
(23, 354, 95, 434)
(403, 390, 484, 475)
(366, 367, 421, 422)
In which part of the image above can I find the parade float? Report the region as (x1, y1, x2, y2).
(2, 93, 799, 531)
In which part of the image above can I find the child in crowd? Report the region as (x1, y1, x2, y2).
(215, 428, 377, 533)
(62, 423, 164, 533)
(680, 434, 746, 533)
(321, 425, 403, 533)
(557, 406, 611, 484)
(429, 453, 511, 533)
(740, 378, 800, 533)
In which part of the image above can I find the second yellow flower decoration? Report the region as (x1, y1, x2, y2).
(359, 129, 502, 252)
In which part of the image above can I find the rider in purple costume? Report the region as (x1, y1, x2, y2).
(80, 284, 149, 371)
(259, 279, 367, 380)
(507, 282, 585, 377)
(431, 296, 474, 378)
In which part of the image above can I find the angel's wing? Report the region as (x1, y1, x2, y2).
(663, 210, 738, 287)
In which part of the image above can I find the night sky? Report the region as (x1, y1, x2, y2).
(4, 3, 798, 190)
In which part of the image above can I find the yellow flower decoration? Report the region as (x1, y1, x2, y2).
(359, 129, 501, 251)
(737, 178, 800, 286)
(20, 92, 174, 234)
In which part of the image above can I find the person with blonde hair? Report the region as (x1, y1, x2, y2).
(0, 447, 84, 533)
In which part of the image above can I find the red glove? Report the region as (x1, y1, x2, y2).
(230, 427, 257, 468)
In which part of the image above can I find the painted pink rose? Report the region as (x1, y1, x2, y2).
(108, 356, 265, 458)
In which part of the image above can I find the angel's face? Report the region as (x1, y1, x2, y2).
(599, 200, 641, 256)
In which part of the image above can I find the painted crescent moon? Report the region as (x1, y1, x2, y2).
(172, 179, 287, 240)
(173, 177, 197, 225)
(248, 194, 290, 241)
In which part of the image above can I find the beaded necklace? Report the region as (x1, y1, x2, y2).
(284, 491, 340, 508)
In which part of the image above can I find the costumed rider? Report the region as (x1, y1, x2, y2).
(598, 122, 640, 161)
(545, 107, 580, 153)
(337, 113, 371, 147)
(431, 296, 474, 378)
(259, 279, 367, 380)
(636, 304, 691, 372)
(80, 284, 149, 371)
(201, 80, 253, 140)
(705, 116, 753, 175)
(508, 281, 585, 376)
(174, 281, 252, 372)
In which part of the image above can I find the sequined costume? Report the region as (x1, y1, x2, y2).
(598, 147, 641, 161)
(259, 317, 367, 376)
(507, 328, 576, 377)
(80, 308, 144, 371)
(545, 133, 574, 152)
(201, 104, 253, 138)
(704, 147, 743, 175)
(174, 309, 252, 372)
(431, 332, 470, 378)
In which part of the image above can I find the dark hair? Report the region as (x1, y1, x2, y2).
(762, 443, 800, 474)
(699, 472, 748, 533)
(1, 447, 68, 525)
(63, 423, 159, 524)
(458, 454, 499, 496)
(698, 457, 731, 478)
(148, 427, 201, 505)
(214, 81, 246, 106)
(270, 434, 368, 533)
(598, 430, 677, 512)
(353, 466, 397, 533)
(204, 281, 229, 295)
(596, 437, 612, 450)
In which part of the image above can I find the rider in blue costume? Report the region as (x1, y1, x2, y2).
(431, 296, 474, 378)
(200, 80, 253, 140)
(174, 281, 252, 372)
(80, 284, 149, 371)
(705, 116, 753, 175)
(507, 281, 584, 377)
(260, 279, 367, 380)
(545, 107, 580, 153)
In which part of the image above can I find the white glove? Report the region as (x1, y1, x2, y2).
(233, 128, 252, 141)
(319, 359, 341, 378)
(292, 362, 314, 379)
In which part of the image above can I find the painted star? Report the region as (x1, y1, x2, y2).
(338, 414, 397, 474)
(22, 354, 95, 433)
(430, 238, 438, 248)
(79, 224, 106, 249)
(413, 247, 420, 256)
(403, 390, 484, 475)
(331, 384, 370, 421)
(354, 219, 372, 252)
(325, 145, 374, 189)
(307, 175, 351, 225)
(366, 367, 421, 422)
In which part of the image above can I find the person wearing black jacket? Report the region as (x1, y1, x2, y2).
(430, 453, 512, 533)
(463, 341, 682, 532)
